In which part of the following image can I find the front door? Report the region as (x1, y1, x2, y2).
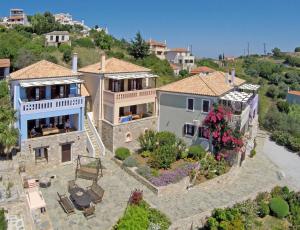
(61, 144, 71, 163)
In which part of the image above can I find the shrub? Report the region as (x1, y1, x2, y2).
(0, 209, 7, 230)
(149, 163, 198, 186)
(270, 131, 291, 146)
(207, 217, 219, 230)
(256, 192, 271, 203)
(287, 136, 300, 152)
(277, 100, 290, 113)
(123, 156, 138, 167)
(141, 150, 151, 158)
(269, 197, 289, 218)
(188, 145, 206, 160)
(151, 145, 177, 169)
(138, 129, 157, 152)
(266, 85, 278, 98)
(250, 149, 256, 158)
(73, 37, 95, 48)
(258, 201, 270, 217)
(128, 189, 143, 205)
(115, 147, 130, 161)
(115, 204, 149, 230)
(136, 165, 152, 179)
(156, 131, 177, 146)
(148, 208, 171, 230)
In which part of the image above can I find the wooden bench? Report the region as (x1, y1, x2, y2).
(57, 192, 75, 215)
(76, 167, 98, 180)
(86, 182, 104, 204)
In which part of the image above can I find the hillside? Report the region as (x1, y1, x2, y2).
(0, 12, 175, 86)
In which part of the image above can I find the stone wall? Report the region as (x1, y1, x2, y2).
(101, 117, 157, 153)
(106, 117, 157, 152)
(19, 131, 87, 170)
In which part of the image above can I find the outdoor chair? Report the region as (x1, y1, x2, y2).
(83, 205, 95, 219)
(68, 180, 78, 193)
(86, 182, 104, 204)
(57, 192, 75, 215)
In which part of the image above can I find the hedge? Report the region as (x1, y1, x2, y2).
(269, 197, 289, 218)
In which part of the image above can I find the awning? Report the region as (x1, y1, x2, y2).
(220, 91, 253, 103)
(239, 84, 260, 91)
(20, 78, 84, 88)
(105, 73, 158, 80)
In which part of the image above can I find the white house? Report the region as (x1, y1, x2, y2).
(45, 31, 71, 47)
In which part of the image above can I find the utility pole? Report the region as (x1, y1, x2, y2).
(263, 42, 267, 56)
(247, 42, 250, 56)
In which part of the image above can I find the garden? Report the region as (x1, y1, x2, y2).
(204, 186, 300, 230)
(114, 105, 244, 188)
(113, 189, 171, 230)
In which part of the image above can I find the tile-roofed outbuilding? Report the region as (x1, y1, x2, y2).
(78, 57, 151, 74)
(288, 90, 300, 96)
(9, 60, 81, 80)
(0, 59, 10, 68)
(147, 39, 166, 47)
(158, 71, 245, 97)
(190, 66, 215, 75)
(169, 48, 188, 52)
(45, 31, 69, 35)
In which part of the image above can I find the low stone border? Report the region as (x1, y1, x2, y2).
(111, 157, 190, 196)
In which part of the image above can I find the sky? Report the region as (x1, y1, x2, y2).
(1, 0, 300, 58)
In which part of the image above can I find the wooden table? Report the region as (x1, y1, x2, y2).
(42, 127, 60, 136)
(70, 187, 92, 210)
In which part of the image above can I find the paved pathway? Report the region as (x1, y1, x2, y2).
(40, 131, 287, 229)
(261, 131, 300, 191)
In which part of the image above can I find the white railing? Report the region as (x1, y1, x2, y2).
(231, 105, 250, 130)
(87, 112, 105, 156)
(19, 96, 85, 114)
(86, 134, 95, 157)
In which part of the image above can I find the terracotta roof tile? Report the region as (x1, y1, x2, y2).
(78, 57, 151, 74)
(170, 63, 180, 70)
(158, 71, 245, 96)
(169, 48, 188, 52)
(0, 59, 10, 68)
(190, 66, 215, 74)
(147, 40, 166, 47)
(10, 60, 81, 80)
(288, 90, 300, 96)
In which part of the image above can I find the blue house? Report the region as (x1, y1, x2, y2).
(9, 56, 88, 166)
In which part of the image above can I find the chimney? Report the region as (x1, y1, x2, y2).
(100, 53, 106, 72)
(72, 53, 78, 73)
(225, 72, 229, 84)
(231, 68, 235, 85)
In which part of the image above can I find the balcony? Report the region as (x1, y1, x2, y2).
(103, 88, 156, 106)
(19, 96, 85, 115)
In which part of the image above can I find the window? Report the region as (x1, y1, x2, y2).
(61, 35, 65, 41)
(186, 98, 194, 111)
(198, 126, 208, 138)
(184, 123, 195, 137)
(50, 35, 53, 41)
(202, 100, 210, 113)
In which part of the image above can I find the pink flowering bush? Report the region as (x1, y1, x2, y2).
(204, 104, 243, 154)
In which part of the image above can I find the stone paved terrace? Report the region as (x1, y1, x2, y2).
(34, 129, 292, 230)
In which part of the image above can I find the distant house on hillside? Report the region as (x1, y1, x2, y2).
(147, 39, 168, 60)
(0, 59, 10, 79)
(166, 48, 195, 72)
(170, 63, 180, 76)
(45, 31, 71, 47)
(7, 9, 29, 26)
(287, 90, 300, 104)
(224, 56, 235, 62)
(190, 66, 215, 76)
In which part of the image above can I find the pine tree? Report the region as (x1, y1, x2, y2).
(128, 31, 149, 59)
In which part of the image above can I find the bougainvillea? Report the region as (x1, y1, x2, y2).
(204, 104, 243, 155)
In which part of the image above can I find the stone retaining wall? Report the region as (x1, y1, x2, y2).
(112, 157, 190, 196)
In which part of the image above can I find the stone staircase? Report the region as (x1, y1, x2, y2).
(84, 119, 101, 157)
